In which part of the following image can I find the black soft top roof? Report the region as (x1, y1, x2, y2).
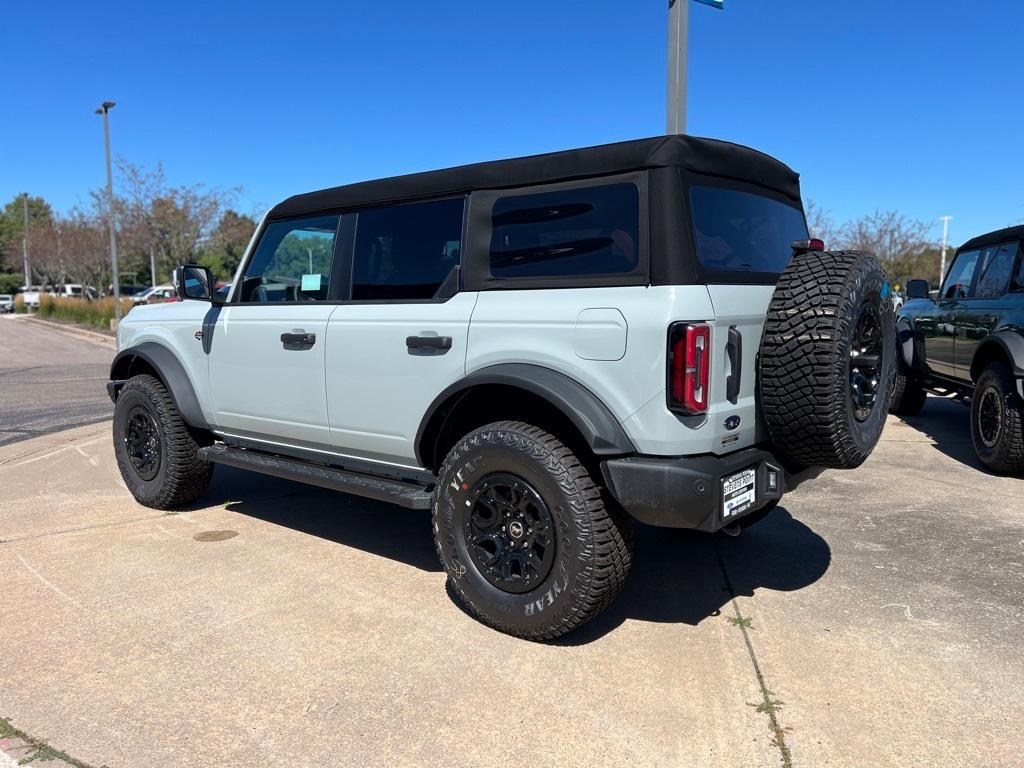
(269, 134, 800, 219)
(958, 224, 1024, 252)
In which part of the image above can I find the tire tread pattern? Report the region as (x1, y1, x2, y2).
(971, 363, 1024, 474)
(115, 374, 213, 509)
(889, 372, 927, 416)
(434, 421, 632, 640)
(759, 249, 895, 469)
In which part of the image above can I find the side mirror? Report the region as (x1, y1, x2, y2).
(174, 264, 219, 303)
(906, 279, 930, 300)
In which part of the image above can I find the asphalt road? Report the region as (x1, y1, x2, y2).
(0, 330, 1021, 767)
(0, 316, 114, 447)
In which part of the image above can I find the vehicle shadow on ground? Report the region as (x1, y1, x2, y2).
(214, 466, 442, 572)
(892, 395, 982, 470)
(211, 467, 831, 643)
(555, 506, 831, 644)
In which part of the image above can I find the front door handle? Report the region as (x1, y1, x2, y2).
(281, 331, 316, 350)
(406, 335, 452, 352)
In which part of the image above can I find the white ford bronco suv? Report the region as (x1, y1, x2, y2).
(108, 136, 895, 639)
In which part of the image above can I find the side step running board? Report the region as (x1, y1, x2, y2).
(199, 445, 434, 510)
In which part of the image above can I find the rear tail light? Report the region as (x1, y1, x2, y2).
(668, 322, 711, 415)
(792, 238, 825, 252)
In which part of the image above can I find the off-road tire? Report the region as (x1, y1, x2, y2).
(433, 421, 633, 640)
(970, 362, 1024, 474)
(889, 372, 927, 416)
(113, 374, 213, 509)
(759, 250, 896, 469)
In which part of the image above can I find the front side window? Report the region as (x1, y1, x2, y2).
(240, 215, 339, 302)
(974, 242, 1019, 299)
(352, 198, 464, 301)
(941, 249, 980, 299)
(489, 183, 640, 279)
(689, 186, 808, 276)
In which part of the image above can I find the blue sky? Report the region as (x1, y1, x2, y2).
(2, 0, 1021, 247)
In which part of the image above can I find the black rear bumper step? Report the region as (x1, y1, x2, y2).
(199, 445, 434, 510)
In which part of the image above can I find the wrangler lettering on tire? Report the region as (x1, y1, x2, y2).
(433, 421, 632, 640)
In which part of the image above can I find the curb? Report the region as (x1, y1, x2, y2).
(24, 316, 116, 349)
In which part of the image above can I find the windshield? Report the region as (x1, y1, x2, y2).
(689, 185, 807, 277)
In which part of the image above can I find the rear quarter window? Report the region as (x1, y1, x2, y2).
(489, 183, 639, 279)
(689, 186, 807, 278)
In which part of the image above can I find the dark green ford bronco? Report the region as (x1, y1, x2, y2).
(892, 225, 1024, 473)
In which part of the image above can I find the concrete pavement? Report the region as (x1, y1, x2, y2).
(0, 316, 113, 447)
(0, 399, 1022, 767)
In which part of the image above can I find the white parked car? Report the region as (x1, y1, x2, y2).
(20, 285, 45, 308)
(107, 136, 896, 639)
(0, 294, 13, 313)
(53, 284, 98, 299)
(130, 284, 177, 304)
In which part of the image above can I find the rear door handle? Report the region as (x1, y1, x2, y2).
(406, 335, 452, 351)
(281, 331, 316, 350)
(725, 326, 742, 404)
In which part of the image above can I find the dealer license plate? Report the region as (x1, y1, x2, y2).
(722, 468, 756, 520)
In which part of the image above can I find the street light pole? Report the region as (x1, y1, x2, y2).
(939, 215, 953, 286)
(96, 101, 121, 323)
(21, 193, 31, 294)
(667, 0, 724, 135)
(666, 0, 689, 135)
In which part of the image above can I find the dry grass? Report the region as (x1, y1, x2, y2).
(37, 294, 133, 330)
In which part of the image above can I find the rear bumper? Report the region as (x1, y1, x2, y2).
(600, 447, 820, 532)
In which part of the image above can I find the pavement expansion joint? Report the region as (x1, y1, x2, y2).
(0, 717, 101, 768)
(714, 538, 795, 768)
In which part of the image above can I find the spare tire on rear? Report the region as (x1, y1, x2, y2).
(758, 249, 895, 469)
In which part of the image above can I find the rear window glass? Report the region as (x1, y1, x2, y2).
(689, 186, 807, 275)
(489, 183, 639, 279)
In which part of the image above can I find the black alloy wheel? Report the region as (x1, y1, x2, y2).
(464, 473, 556, 594)
(125, 407, 161, 481)
(849, 302, 884, 422)
(976, 385, 1003, 448)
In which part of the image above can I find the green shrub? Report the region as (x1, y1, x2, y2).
(36, 294, 133, 330)
(0, 273, 22, 294)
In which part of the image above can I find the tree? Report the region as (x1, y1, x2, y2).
(108, 160, 239, 285)
(197, 210, 257, 278)
(836, 210, 936, 289)
(804, 200, 840, 247)
(0, 195, 53, 277)
(60, 211, 110, 293)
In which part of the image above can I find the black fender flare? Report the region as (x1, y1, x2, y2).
(896, 315, 923, 374)
(971, 331, 1024, 381)
(109, 342, 209, 429)
(415, 363, 636, 468)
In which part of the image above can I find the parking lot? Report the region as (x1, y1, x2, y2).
(1, 319, 1022, 768)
